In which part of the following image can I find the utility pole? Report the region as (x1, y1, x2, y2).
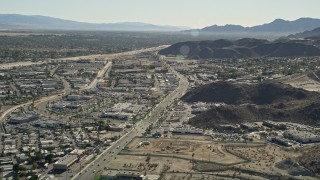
(192, 152, 195, 169)
(202, 149, 204, 161)
(209, 146, 211, 162)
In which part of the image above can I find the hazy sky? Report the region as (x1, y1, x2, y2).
(1, 0, 320, 28)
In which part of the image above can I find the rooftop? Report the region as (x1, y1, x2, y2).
(54, 155, 78, 166)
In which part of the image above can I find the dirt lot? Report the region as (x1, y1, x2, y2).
(105, 137, 319, 179)
(171, 135, 213, 141)
(104, 155, 193, 174)
(229, 144, 318, 179)
(124, 137, 244, 165)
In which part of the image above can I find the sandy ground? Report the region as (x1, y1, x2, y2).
(104, 155, 193, 175)
(229, 144, 317, 179)
(105, 136, 319, 179)
(171, 135, 213, 141)
(125, 137, 244, 165)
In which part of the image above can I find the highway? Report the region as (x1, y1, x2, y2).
(72, 59, 189, 180)
(0, 45, 167, 70)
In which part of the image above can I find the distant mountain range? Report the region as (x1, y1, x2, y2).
(187, 18, 320, 34)
(288, 27, 320, 39)
(0, 14, 189, 31)
(1, 14, 320, 36)
(158, 38, 320, 59)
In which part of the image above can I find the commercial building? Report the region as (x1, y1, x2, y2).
(263, 120, 287, 130)
(66, 95, 92, 101)
(283, 130, 320, 143)
(268, 137, 292, 147)
(240, 123, 260, 132)
(109, 125, 123, 132)
(172, 127, 203, 135)
(101, 112, 130, 120)
(70, 149, 86, 156)
(100, 170, 144, 180)
(53, 155, 78, 170)
(9, 113, 38, 124)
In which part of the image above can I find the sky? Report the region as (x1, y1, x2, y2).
(1, 0, 320, 28)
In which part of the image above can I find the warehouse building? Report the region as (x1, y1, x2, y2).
(268, 137, 292, 147)
(283, 130, 320, 143)
(263, 120, 287, 130)
(172, 127, 203, 135)
(9, 113, 38, 124)
(100, 170, 144, 180)
(53, 155, 78, 170)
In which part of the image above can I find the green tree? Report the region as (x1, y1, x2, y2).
(45, 154, 54, 163)
(13, 163, 20, 172)
(32, 162, 38, 170)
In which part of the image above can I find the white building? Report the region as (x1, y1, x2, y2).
(283, 130, 320, 143)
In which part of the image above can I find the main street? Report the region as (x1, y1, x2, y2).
(73, 58, 189, 180)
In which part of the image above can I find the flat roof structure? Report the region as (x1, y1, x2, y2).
(53, 155, 78, 170)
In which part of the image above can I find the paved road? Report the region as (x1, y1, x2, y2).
(312, 71, 320, 82)
(72, 59, 189, 180)
(0, 45, 167, 70)
(81, 61, 112, 91)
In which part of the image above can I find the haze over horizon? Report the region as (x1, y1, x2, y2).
(1, 0, 320, 28)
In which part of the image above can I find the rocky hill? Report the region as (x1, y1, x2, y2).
(158, 38, 320, 59)
(182, 81, 313, 105)
(182, 81, 320, 128)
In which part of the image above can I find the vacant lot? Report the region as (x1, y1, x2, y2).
(229, 144, 318, 179)
(106, 137, 319, 179)
(123, 137, 244, 165)
(104, 155, 193, 174)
